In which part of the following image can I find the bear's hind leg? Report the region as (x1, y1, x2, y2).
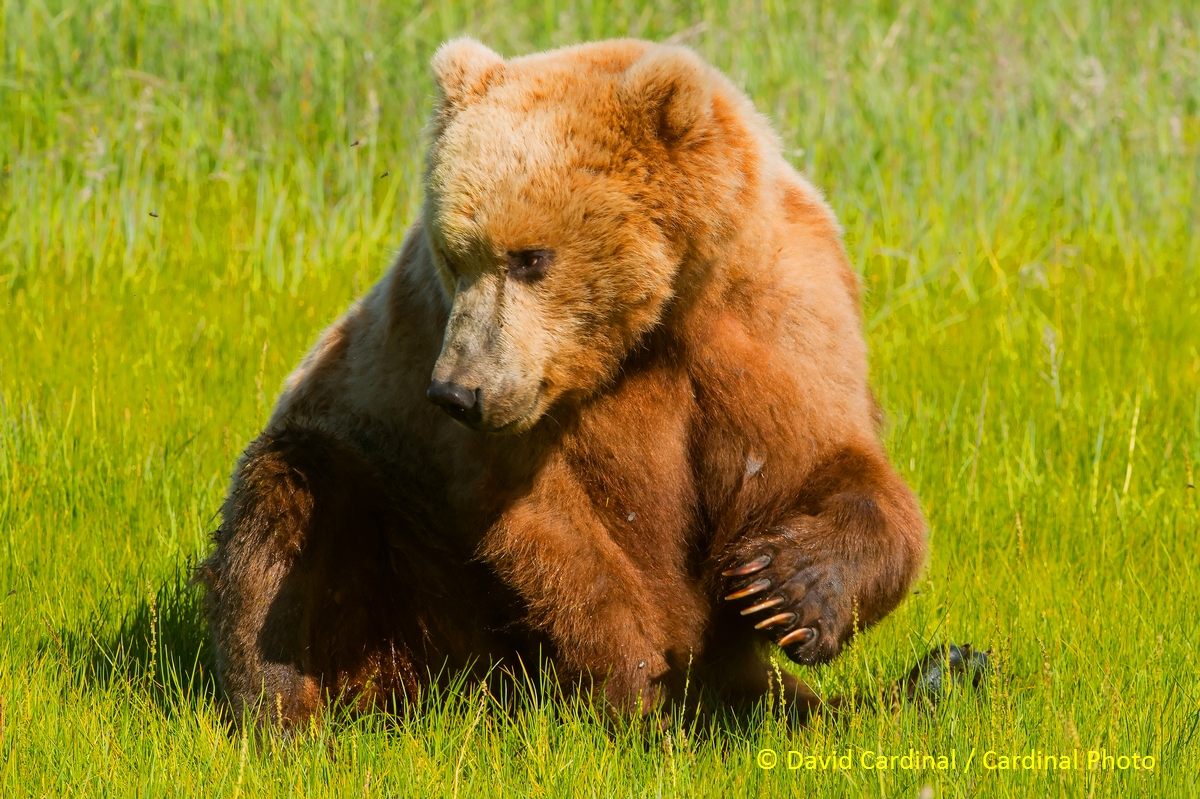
(198, 427, 420, 730)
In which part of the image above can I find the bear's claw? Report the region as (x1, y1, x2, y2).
(778, 627, 817, 647)
(740, 597, 784, 615)
(753, 612, 797, 629)
(722, 555, 771, 577)
(724, 579, 770, 600)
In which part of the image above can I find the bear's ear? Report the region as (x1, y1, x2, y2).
(619, 45, 713, 143)
(431, 38, 505, 111)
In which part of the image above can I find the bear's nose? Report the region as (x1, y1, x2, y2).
(427, 379, 482, 424)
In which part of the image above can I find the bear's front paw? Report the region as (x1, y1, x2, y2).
(722, 538, 855, 666)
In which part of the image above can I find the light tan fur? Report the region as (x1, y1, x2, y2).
(201, 38, 926, 727)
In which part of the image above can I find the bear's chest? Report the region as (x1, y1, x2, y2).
(564, 373, 699, 560)
(467, 363, 701, 564)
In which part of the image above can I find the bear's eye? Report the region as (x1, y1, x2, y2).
(438, 248, 459, 278)
(506, 249, 554, 283)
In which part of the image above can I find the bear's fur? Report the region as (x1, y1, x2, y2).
(199, 38, 927, 727)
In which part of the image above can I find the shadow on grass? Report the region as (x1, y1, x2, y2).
(57, 561, 220, 720)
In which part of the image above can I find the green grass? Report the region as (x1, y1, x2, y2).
(2, 0, 1198, 795)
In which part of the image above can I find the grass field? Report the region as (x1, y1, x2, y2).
(2, 0, 1199, 796)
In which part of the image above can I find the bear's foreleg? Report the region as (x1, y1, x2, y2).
(479, 460, 705, 716)
(720, 444, 926, 666)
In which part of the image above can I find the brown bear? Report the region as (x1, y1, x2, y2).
(199, 38, 930, 728)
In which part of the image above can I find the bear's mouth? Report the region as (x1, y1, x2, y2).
(483, 386, 547, 436)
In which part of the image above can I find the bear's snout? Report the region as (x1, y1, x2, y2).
(426, 378, 483, 426)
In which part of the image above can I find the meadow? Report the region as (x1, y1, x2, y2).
(1, 0, 1198, 795)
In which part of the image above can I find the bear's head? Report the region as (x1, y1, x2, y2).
(421, 38, 724, 434)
